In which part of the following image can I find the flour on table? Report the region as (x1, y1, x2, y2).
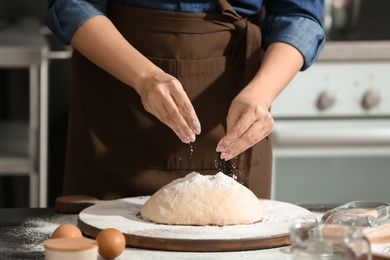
(79, 196, 317, 241)
(140, 172, 263, 226)
(5, 214, 78, 253)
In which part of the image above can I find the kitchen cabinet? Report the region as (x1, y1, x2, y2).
(0, 19, 49, 207)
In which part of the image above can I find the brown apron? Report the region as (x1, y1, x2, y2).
(64, 0, 272, 200)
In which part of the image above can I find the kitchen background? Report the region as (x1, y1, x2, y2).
(271, 0, 390, 204)
(0, 0, 389, 208)
(0, 0, 70, 207)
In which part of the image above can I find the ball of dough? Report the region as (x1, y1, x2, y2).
(140, 172, 263, 226)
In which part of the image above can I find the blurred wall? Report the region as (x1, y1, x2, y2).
(0, 0, 70, 207)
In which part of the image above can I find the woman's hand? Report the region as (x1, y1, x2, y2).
(70, 16, 201, 143)
(216, 42, 304, 160)
(216, 88, 273, 160)
(136, 70, 201, 143)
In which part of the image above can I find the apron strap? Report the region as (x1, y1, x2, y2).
(218, 0, 263, 187)
(218, 0, 262, 85)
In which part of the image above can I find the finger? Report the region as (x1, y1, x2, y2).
(171, 89, 201, 135)
(216, 113, 252, 152)
(162, 98, 196, 143)
(220, 121, 268, 160)
(162, 81, 198, 141)
(155, 106, 193, 143)
(175, 99, 201, 135)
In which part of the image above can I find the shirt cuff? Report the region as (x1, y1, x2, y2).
(260, 14, 326, 71)
(45, 0, 107, 45)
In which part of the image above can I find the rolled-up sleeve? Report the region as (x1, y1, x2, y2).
(261, 0, 326, 70)
(45, 0, 108, 45)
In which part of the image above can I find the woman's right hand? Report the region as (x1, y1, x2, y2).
(134, 70, 201, 143)
(69, 15, 201, 143)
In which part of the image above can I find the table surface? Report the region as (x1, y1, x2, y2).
(0, 205, 334, 260)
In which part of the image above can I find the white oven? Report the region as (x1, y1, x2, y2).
(270, 0, 390, 204)
(271, 57, 390, 204)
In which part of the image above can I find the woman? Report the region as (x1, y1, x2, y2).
(45, 0, 325, 200)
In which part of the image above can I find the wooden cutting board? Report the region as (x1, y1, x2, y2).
(55, 195, 317, 252)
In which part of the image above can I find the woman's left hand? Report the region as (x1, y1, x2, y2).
(216, 88, 274, 161)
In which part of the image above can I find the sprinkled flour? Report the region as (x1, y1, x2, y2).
(140, 172, 263, 226)
(5, 214, 78, 253)
(167, 172, 239, 191)
(79, 197, 317, 241)
(2, 205, 322, 259)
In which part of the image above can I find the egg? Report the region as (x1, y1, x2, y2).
(52, 223, 83, 239)
(96, 228, 126, 259)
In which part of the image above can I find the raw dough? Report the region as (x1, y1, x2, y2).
(140, 172, 263, 226)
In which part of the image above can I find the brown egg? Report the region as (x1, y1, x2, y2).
(52, 223, 83, 239)
(96, 228, 126, 259)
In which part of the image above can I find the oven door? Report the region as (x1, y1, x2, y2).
(271, 119, 390, 204)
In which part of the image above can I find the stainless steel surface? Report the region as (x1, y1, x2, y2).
(323, 0, 361, 36)
(0, 20, 48, 67)
(318, 41, 390, 61)
(273, 119, 390, 155)
(324, 0, 390, 41)
(0, 122, 30, 173)
(0, 20, 49, 207)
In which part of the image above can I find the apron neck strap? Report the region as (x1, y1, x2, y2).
(218, 0, 244, 23)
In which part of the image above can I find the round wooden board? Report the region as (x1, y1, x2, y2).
(57, 196, 317, 252)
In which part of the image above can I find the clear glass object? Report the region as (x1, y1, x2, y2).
(290, 222, 372, 260)
(321, 201, 390, 228)
(368, 232, 390, 257)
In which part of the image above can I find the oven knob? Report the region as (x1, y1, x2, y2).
(361, 90, 380, 110)
(316, 91, 335, 111)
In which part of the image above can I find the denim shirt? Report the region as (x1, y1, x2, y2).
(45, 0, 325, 70)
